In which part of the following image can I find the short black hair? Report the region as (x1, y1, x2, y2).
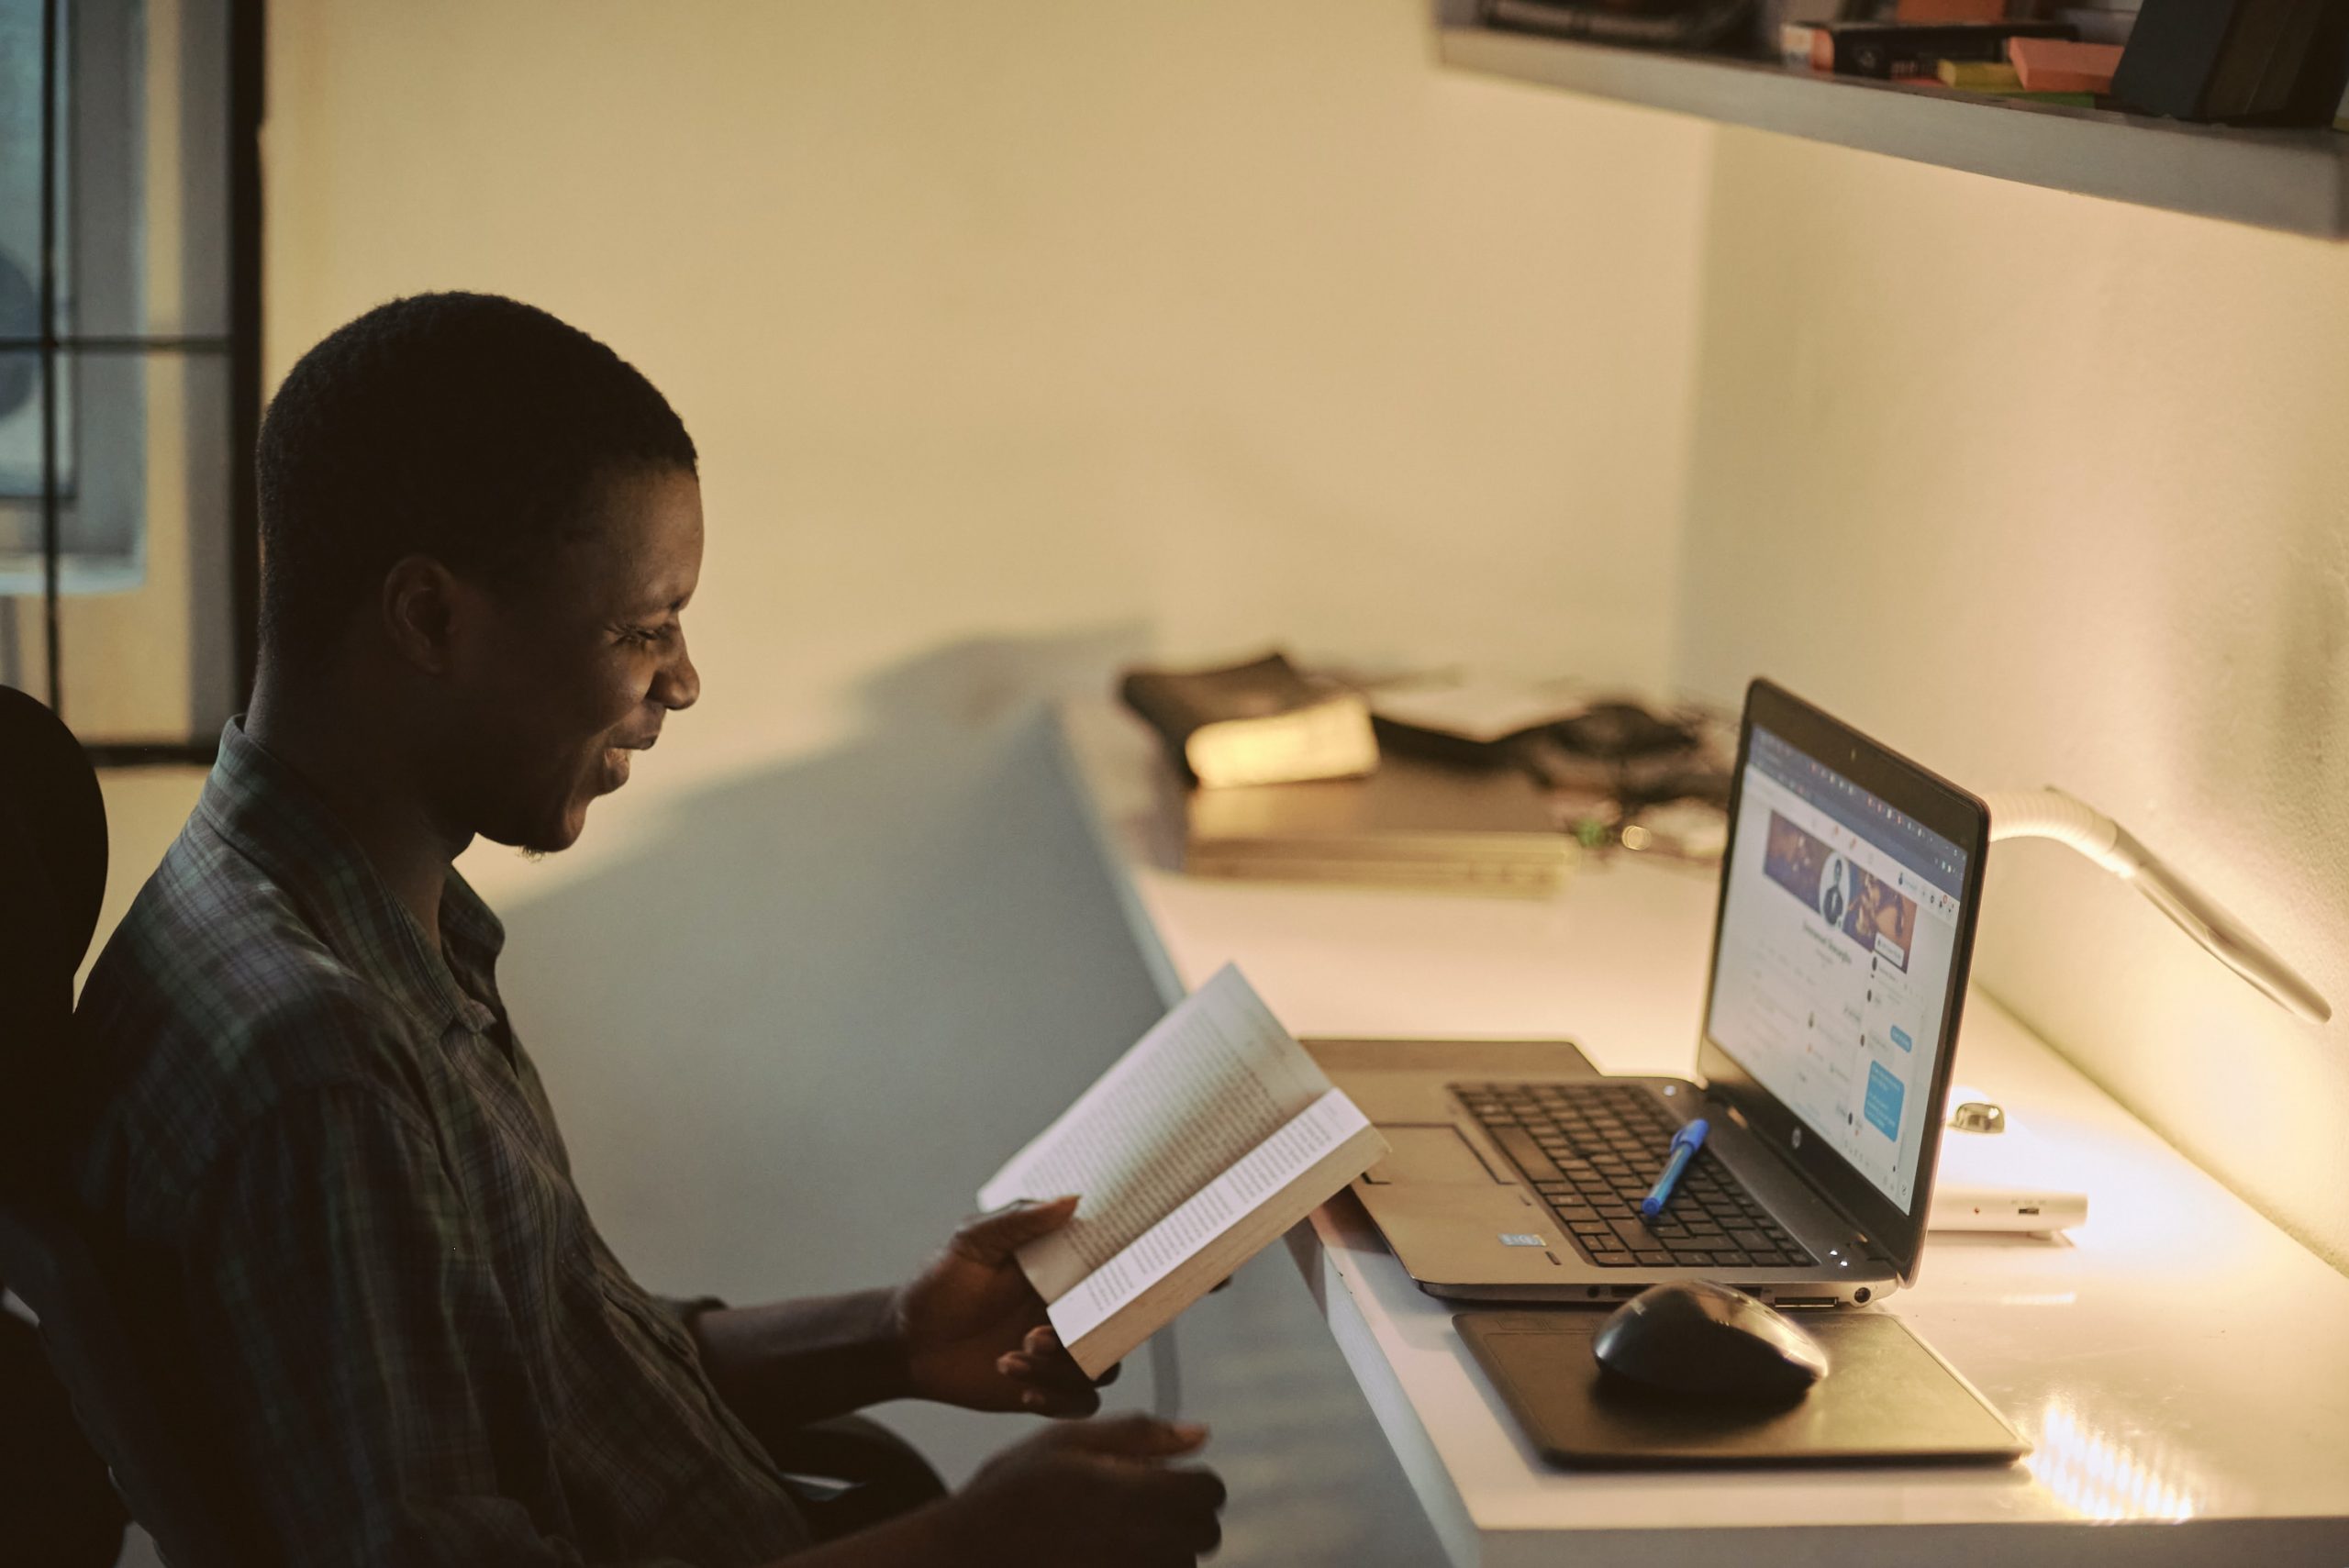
(256, 291, 696, 662)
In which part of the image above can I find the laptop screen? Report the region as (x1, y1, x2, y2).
(1703, 723, 1971, 1213)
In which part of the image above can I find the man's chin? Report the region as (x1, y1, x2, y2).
(481, 806, 589, 859)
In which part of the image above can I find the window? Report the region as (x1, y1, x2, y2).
(0, 0, 260, 761)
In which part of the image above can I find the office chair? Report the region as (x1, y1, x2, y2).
(0, 684, 255, 1567)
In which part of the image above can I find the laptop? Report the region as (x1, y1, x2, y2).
(1338, 679, 1988, 1307)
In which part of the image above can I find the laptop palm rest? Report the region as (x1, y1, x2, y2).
(1364, 1126, 1508, 1186)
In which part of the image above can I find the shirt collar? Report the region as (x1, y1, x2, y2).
(197, 718, 505, 1036)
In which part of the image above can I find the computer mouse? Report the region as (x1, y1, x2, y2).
(1591, 1281, 1829, 1401)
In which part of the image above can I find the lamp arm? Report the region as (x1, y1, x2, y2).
(1983, 788, 2332, 1025)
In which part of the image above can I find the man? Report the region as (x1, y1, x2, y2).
(67, 293, 1225, 1567)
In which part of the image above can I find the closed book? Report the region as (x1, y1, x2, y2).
(1119, 652, 1377, 790)
(1809, 19, 2076, 78)
(1938, 60, 2097, 103)
(1185, 753, 1572, 897)
(1937, 60, 2022, 88)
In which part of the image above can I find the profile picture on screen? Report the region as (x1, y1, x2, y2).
(1819, 851, 1849, 927)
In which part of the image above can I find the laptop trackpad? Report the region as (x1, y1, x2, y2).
(1364, 1126, 1506, 1185)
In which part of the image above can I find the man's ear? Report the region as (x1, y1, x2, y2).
(379, 554, 464, 675)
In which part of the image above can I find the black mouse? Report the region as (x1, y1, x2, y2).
(1591, 1281, 1829, 1401)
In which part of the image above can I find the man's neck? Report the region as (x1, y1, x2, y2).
(246, 672, 472, 951)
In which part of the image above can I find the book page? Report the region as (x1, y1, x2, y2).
(1041, 1087, 1372, 1348)
(977, 964, 1330, 1302)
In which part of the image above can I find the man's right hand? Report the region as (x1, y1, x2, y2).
(949, 1414, 1226, 1567)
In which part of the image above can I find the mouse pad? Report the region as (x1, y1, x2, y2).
(1455, 1310, 2028, 1469)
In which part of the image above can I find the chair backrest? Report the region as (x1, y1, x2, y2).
(0, 684, 253, 1568)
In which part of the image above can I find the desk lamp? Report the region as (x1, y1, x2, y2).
(1930, 790, 2329, 1234)
(1983, 788, 2332, 1024)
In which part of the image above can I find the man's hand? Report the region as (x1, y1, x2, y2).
(946, 1415, 1224, 1568)
(892, 1196, 1113, 1415)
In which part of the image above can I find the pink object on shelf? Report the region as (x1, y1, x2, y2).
(2008, 39, 2123, 95)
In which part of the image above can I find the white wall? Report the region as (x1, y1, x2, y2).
(1674, 129, 2349, 1271)
(263, 0, 1711, 798)
(251, 0, 1720, 1317)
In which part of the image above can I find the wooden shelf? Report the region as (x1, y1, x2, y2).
(1441, 20, 2349, 237)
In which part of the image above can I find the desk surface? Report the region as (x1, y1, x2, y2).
(1053, 701, 2349, 1568)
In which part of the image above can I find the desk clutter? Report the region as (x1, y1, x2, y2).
(1118, 651, 1731, 895)
(1485, 0, 2349, 128)
(1067, 682, 2349, 1540)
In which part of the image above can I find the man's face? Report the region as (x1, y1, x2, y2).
(447, 465, 704, 853)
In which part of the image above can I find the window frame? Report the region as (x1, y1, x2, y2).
(0, 0, 262, 767)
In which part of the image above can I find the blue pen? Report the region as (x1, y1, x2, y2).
(1640, 1118, 1709, 1220)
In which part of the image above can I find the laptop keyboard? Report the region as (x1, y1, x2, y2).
(1452, 1082, 1817, 1271)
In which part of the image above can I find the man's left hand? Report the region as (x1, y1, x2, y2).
(894, 1195, 1116, 1416)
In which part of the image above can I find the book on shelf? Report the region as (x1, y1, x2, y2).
(977, 965, 1388, 1378)
(1119, 651, 1378, 790)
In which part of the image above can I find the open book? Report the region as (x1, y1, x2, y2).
(978, 965, 1389, 1378)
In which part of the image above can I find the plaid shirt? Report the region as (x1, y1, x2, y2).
(69, 721, 809, 1567)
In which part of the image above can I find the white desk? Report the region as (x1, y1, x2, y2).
(1052, 701, 2349, 1568)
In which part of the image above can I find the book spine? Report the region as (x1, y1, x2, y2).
(1119, 673, 1210, 782)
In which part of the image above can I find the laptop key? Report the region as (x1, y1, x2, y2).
(1607, 1217, 1663, 1251)
(1569, 1219, 1612, 1236)
(1489, 1128, 1563, 1184)
(1587, 1251, 1635, 1267)
(1731, 1229, 1773, 1252)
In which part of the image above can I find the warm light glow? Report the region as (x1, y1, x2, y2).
(2025, 1400, 2199, 1521)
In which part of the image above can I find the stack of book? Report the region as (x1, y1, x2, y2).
(1782, 1, 2349, 123)
(1785, 17, 2120, 106)
(1118, 653, 1573, 897)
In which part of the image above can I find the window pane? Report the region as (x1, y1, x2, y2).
(0, 350, 234, 740)
(0, 2, 50, 344)
(0, 349, 118, 586)
(0, 346, 47, 506)
(0, 0, 234, 346)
